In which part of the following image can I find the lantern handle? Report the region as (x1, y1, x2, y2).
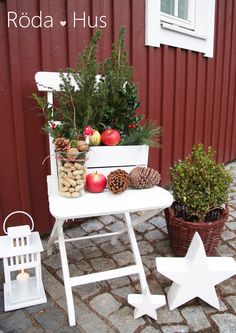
(3, 211, 35, 235)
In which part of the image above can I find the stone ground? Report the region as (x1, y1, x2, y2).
(1, 161, 236, 333)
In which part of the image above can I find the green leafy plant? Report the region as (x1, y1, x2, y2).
(33, 27, 162, 146)
(170, 144, 233, 222)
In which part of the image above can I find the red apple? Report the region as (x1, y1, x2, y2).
(101, 129, 121, 146)
(86, 171, 107, 193)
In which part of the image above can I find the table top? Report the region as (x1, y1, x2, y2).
(47, 184, 173, 220)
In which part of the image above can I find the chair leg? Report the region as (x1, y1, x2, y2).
(124, 212, 149, 292)
(58, 226, 76, 326)
(125, 212, 166, 320)
(47, 218, 64, 255)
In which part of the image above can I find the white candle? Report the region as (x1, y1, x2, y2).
(16, 269, 30, 299)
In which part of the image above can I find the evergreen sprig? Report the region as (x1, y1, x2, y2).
(33, 27, 162, 146)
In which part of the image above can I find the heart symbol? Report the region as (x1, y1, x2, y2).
(60, 20, 66, 27)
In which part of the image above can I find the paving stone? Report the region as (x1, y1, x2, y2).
(25, 300, 50, 315)
(203, 299, 228, 314)
(67, 247, 83, 263)
(73, 239, 94, 249)
(98, 215, 115, 225)
(141, 327, 161, 333)
(90, 292, 121, 317)
(74, 282, 102, 300)
(218, 277, 236, 295)
(43, 252, 62, 270)
(149, 216, 167, 229)
(81, 219, 104, 233)
(57, 263, 82, 281)
(142, 254, 158, 271)
(107, 276, 130, 289)
(211, 313, 236, 333)
(134, 221, 155, 232)
(81, 245, 102, 259)
(75, 259, 93, 274)
(112, 251, 134, 266)
(106, 220, 126, 232)
(119, 232, 142, 245)
(181, 306, 211, 332)
(57, 326, 83, 333)
(65, 225, 87, 238)
(42, 266, 65, 300)
(155, 306, 183, 324)
(144, 229, 166, 241)
(0, 310, 32, 333)
(229, 210, 236, 218)
(25, 327, 46, 333)
(154, 239, 172, 254)
(221, 229, 236, 241)
(35, 306, 66, 331)
(228, 239, 236, 250)
(225, 296, 236, 311)
(111, 286, 135, 300)
(90, 257, 116, 271)
(138, 240, 154, 255)
(216, 244, 235, 256)
(161, 325, 189, 333)
(100, 240, 126, 254)
(0, 290, 4, 313)
(108, 306, 145, 333)
(90, 231, 111, 244)
(73, 297, 115, 333)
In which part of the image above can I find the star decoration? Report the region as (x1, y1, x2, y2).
(156, 232, 236, 310)
(128, 287, 166, 320)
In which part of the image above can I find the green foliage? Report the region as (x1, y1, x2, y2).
(170, 144, 233, 222)
(102, 27, 143, 140)
(33, 27, 162, 146)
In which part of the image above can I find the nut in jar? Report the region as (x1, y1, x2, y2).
(56, 151, 87, 198)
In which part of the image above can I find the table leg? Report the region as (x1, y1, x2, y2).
(125, 212, 166, 320)
(58, 225, 76, 326)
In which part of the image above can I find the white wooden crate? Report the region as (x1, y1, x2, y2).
(86, 145, 149, 176)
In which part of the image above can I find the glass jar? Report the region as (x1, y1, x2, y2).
(56, 152, 87, 198)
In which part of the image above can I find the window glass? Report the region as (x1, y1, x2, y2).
(161, 0, 175, 16)
(161, 0, 188, 20)
(178, 0, 188, 20)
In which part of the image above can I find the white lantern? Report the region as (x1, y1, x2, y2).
(0, 211, 47, 311)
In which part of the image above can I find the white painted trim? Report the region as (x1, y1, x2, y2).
(145, 0, 216, 58)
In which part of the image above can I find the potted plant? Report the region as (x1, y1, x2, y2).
(165, 144, 233, 256)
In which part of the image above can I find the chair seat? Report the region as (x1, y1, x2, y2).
(47, 185, 173, 220)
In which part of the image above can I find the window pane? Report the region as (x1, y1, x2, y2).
(161, 0, 175, 16)
(178, 0, 188, 20)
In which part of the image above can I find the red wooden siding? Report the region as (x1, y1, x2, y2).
(0, 0, 236, 234)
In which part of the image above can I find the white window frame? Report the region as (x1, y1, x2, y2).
(145, 0, 216, 58)
(160, 0, 195, 30)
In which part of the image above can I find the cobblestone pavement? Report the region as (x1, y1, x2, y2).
(1, 162, 236, 333)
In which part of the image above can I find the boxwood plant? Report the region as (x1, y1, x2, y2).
(170, 144, 233, 222)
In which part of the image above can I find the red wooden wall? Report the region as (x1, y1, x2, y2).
(0, 0, 236, 234)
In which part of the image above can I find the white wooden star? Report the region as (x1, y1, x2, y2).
(128, 287, 166, 319)
(156, 232, 236, 310)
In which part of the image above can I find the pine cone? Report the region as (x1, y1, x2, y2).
(107, 169, 130, 194)
(54, 137, 71, 152)
(129, 166, 161, 189)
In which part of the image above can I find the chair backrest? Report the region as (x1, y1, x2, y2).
(35, 71, 149, 189)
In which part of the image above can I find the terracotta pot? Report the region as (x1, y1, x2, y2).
(165, 202, 228, 256)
